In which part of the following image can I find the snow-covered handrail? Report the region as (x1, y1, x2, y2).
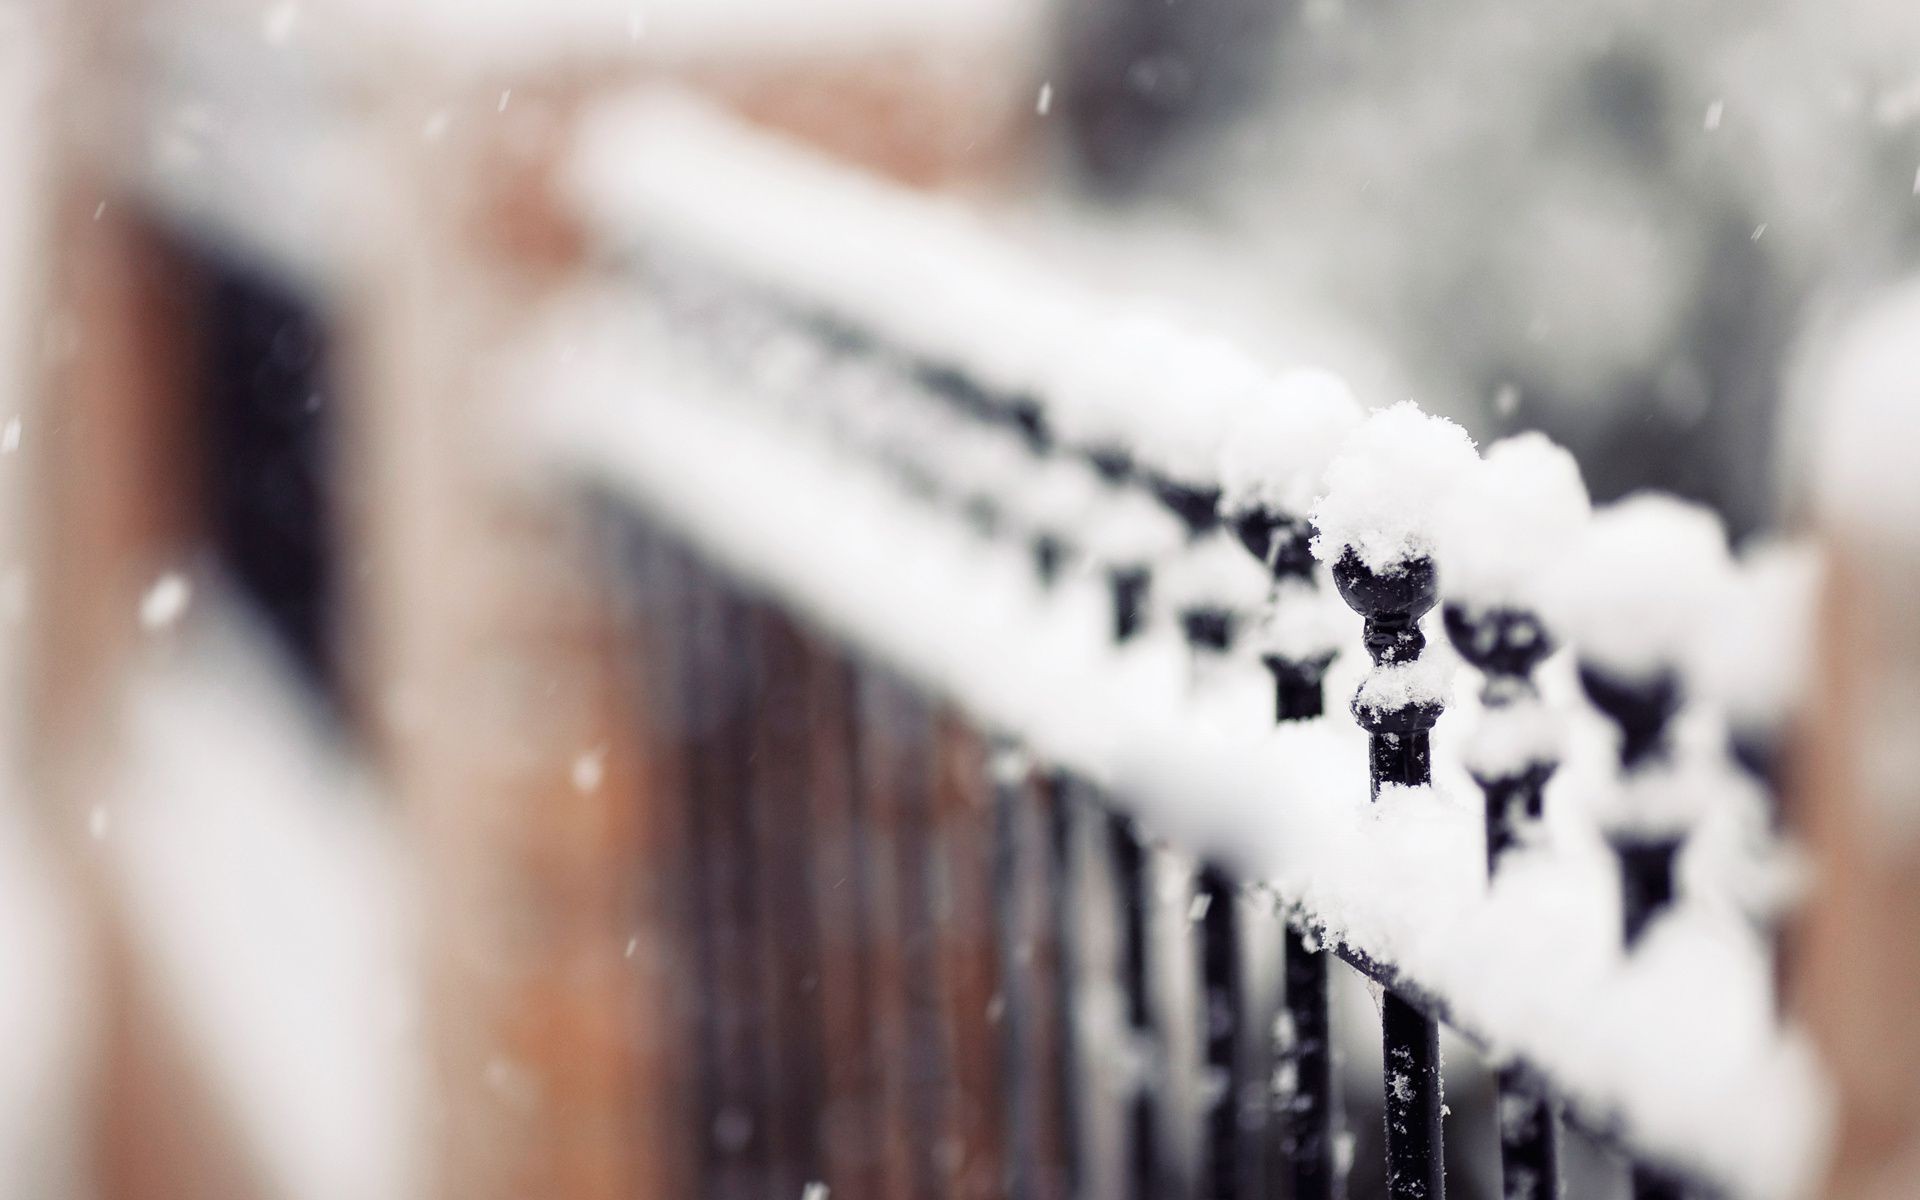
(548, 90, 1830, 1200)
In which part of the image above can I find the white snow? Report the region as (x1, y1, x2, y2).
(1045, 311, 1198, 460)
(1582, 755, 1749, 840)
(301, 0, 1043, 73)
(1353, 657, 1454, 718)
(1545, 494, 1733, 687)
(1794, 279, 1920, 544)
(1158, 531, 1276, 620)
(1009, 455, 1107, 542)
(1435, 433, 1591, 613)
(1688, 541, 1821, 738)
(1218, 368, 1364, 519)
(572, 91, 1288, 487)
(571, 91, 1095, 407)
(1079, 484, 1189, 568)
(959, 423, 1041, 496)
(1250, 577, 1354, 663)
(1463, 697, 1563, 780)
(140, 571, 193, 630)
(1112, 329, 1265, 488)
(571, 747, 608, 794)
(1311, 402, 1481, 575)
(111, 611, 420, 1200)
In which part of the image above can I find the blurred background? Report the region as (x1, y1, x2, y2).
(6, 0, 1920, 1198)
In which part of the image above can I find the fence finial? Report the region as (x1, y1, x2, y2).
(1220, 368, 1362, 721)
(1314, 401, 1477, 795)
(1551, 494, 1733, 949)
(1436, 432, 1590, 871)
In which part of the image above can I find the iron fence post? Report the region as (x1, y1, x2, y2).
(1443, 603, 1563, 1200)
(1330, 549, 1447, 1200)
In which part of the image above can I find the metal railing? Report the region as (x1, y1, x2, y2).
(539, 91, 1824, 1200)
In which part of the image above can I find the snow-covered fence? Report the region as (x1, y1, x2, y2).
(537, 92, 1827, 1200)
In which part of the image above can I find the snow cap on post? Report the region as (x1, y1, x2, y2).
(1547, 493, 1733, 689)
(1436, 435, 1589, 877)
(1799, 278, 1920, 548)
(1314, 402, 1478, 795)
(1124, 324, 1265, 535)
(1310, 400, 1480, 576)
(1010, 454, 1106, 543)
(1551, 494, 1732, 781)
(1045, 310, 1171, 470)
(1219, 368, 1365, 521)
(1161, 530, 1279, 650)
(1219, 368, 1364, 575)
(1434, 432, 1591, 615)
(1687, 540, 1820, 778)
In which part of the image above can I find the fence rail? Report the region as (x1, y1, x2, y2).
(528, 91, 1828, 1200)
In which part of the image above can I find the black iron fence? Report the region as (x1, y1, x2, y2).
(546, 93, 1820, 1200)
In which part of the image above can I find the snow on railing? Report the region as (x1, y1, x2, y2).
(543, 91, 1831, 1200)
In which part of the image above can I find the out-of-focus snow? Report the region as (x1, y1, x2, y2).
(571, 89, 1304, 472)
(139, 571, 194, 631)
(1218, 369, 1363, 520)
(326, 0, 1042, 69)
(1009, 456, 1107, 545)
(1798, 280, 1920, 546)
(0, 0, 45, 744)
(111, 609, 421, 1200)
(573, 90, 1085, 403)
(1436, 433, 1591, 613)
(0, 18, 86, 1198)
(1249, 577, 1354, 663)
(1108, 328, 1264, 488)
(1587, 755, 1751, 840)
(0, 799, 86, 1200)
(1688, 542, 1821, 739)
(1463, 695, 1563, 780)
(1158, 531, 1274, 620)
(1352, 657, 1454, 719)
(1079, 485, 1187, 568)
(1546, 494, 1733, 687)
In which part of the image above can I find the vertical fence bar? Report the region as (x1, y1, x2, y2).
(1044, 774, 1085, 1200)
(1280, 925, 1336, 1200)
(798, 638, 886, 1200)
(985, 753, 1076, 1200)
(992, 747, 1038, 1200)
(1197, 866, 1243, 1200)
(856, 670, 944, 1200)
(1443, 604, 1563, 1200)
(1618, 832, 1685, 1200)
(605, 510, 707, 1200)
(746, 607, 830, 1198)
(1110, 813, 1164, 1200)
(1580, 665, 1687, 1200)
(1381, 991, 1444, 1200)
(1010, 464, 1091, 1200)
(933, 716, 1012, 1200)
(1222, 502, 1344, 1200)
(1330, 548, 1448, 1200)
(678, 560, 776, 1200)
(1093, 537, 1172, 1200)
(1166, 533, 1268, 1200)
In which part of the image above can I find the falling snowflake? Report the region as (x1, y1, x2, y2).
(140, 572, 191, 630)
